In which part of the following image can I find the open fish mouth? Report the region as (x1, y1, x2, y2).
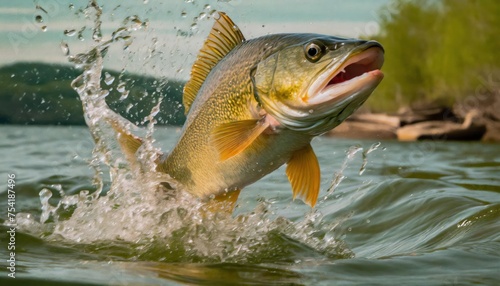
(307, 41, 384, 106)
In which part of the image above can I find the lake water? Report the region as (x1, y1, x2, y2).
(1, 125, 499, 285)
(1, 1, 500, 284)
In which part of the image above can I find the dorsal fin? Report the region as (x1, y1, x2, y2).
(182, 12, 246, 114)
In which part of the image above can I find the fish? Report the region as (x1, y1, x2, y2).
(117, 12, 384, 212)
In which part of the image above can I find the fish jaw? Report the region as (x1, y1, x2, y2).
(307, 43, 384, 108)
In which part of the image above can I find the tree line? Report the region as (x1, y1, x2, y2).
(367, 0, 500, 111)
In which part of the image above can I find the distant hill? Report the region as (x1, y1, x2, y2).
(0, 62, 186, 125)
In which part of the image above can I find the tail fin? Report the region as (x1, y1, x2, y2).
(108, 119, 144, 167)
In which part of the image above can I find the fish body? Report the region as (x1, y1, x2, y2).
(119, 13, 384, 210)
(163, 34, 316, 199)
(157, 13, 384, 209)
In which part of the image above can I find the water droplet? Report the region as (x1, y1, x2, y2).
(69, 3, 75, 10)
(347, 227, 352, 232)
(309, 109, 314, 114)
(119, 90, 129, 101)
(36, 5, 48, 14)
(190, 23, 198, 31)
(131, 17, 142, 30)
(60, 41, 70, 56)
(39, 188, 53, 224)
(77, 26, 86, 41)
(35, 15, 43, 23)
(367, 142, 381, 154)
(92, 30, 102, 41)
(98, 89, 110, 99)
(112, 27, 127, 40)
(181, 11, 187, 18)
(184, 0, 194, 3)
(64, 29, 76, 36)
(176, 29, 188, 37)
(359, 142, 380, 175)
(209, 9, 217, 16)
(117, 82, 126, 93)
(41, 26, 48, 32)
(198, 12, 206, 20)
(204, 4, 211, 10)
(10, 74, 15, 78)
(71, 74, 85, 92)
(104, 72, 115, 85)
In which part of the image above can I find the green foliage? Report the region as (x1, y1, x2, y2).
(0, 62, 186, 125)
(367, 0, 500, 111)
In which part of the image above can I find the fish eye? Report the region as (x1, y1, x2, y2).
(304, 42, 323, 62)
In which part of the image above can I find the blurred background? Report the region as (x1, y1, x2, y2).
(1, 0, 499, 140)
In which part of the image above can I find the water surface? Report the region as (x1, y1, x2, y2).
(1, 125, 499, 285)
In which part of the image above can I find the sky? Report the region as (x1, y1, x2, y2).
(1, 0, 391, 79)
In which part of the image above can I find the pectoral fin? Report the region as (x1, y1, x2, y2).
(212, 120, 269, 160)
(286, 144, 320, 207)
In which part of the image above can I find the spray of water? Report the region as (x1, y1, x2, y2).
(323, 142, 381, 201)
(13, 1, 383, 263)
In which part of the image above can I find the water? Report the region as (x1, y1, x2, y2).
(1, 125, 499, 285)
(1, 1, 500, 285)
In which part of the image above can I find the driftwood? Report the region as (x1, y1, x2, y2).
(328, 120, 397, 140)
(327, 106, 490, 142)
(396, 110, 486, 141)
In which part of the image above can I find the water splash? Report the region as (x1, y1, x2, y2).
(60, 41, 70, 56)
(104, 72, 115, 85)
(324, 142, 381, 199)
(359, 142, 381, 175)
(77, 26, 86, 41)
(14, 0, 358, 264)
(64, 29, 77, 37)
(325, 145, 363, 196)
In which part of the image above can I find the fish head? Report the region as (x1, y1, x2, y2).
(252, 34, 384, 135)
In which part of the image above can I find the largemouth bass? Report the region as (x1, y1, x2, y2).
(119, 12, 384, 212)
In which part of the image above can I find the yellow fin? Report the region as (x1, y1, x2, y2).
(212, 119, 269, 161)
(183, 12, 246, 114)
(109, 120, 143, 165)
(286, 144, 320, 207)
